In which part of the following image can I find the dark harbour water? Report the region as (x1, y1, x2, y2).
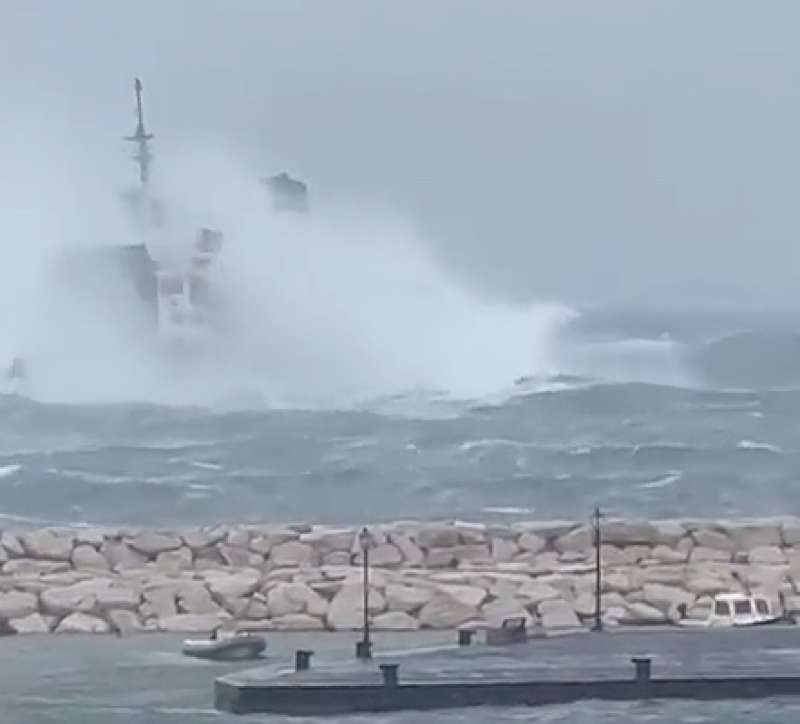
(3, 632, 800, 724)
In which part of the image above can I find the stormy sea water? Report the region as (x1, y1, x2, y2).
(2, 306, 800, 529)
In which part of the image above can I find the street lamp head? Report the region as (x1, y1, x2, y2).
(358, 527, 370, 552)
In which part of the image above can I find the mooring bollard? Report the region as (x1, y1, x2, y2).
(631, 657, 651, 683)
(379, 664, 399, 687)
(458, 629, 474, 646)
(295, 650, 313, 671)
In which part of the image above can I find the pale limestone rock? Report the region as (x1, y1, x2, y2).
(450, 545, 492, 565)
(602, 572, 635, 594)
(598, 545, 626, 566)
(676, 537, 694, 556)
(0, 545, 7, 565)
(322, 551, 351, 566)
(489, 579, 522, 599)
(648, 545, 688, 564)
(415, 525, 460, 549)
(181, 528, 225, 551)
(101, 541, 147, 570)
(690, 546, 731, 563)
(388, 534, 424, 566)
(373, 610, 420, 630)
(353, 543, 403, 567)
(685, 595, 713, 620)
(73, 529, 108, 548)
(621, 601, 668, 624)
(95, 586, 140, 611)
(515, 580, 561, 604)
(454, 522, 487, 545)
(206, 570, 261, 599)
(517, 532, 546, 554)
(308, 578, 344, 598)
(141, 588, 176, 619)
(21, 530, 73, 561)
(1, 531, 24, 557)
(226, 529, 250, 548)
(108, 609, 143, 634)
(158, 613, 230, 632)
(481, 597, 532, 627)
(538, 598, 582, 629)
(57, 612, 110, 633)
(512, 520, 578, 541)
(385, 584, 432, 612)
(572, 592, 600, 618)
(155, 547, 193, 572)
(527, 552, 561, 574)
(299, 527, 354, 552)
(267, 582, 328, 617)
(602, 520, 659, 546)
(748, 546, 787, 565)
(435, 584, 486, 609)
(40, 579, 110, 616)
(3, 559, 70, 576)
(603, 606, 627, 626)
(178, 586, 219, 615)
(490, 538, 518, 563)
(326, 583, 386, 630)
(270, 613, 325, 630)
(691, 529, 734, 552)
(685, 575, 734, 596)
(218, 545, 261, 568)
(620, 545, 651, 565)
(641, 583, 694, 613)
(652, 520, 687, 546)
(781, 519, 800, 547)
(0, 590, 38, 619)
(632, 565, 686, 588)
(270, 541, 315, 567)
(559, 550, 588, 564)
(126, 532, 182, 557)
(721, 520, 782, 550)
(241, 599, 269, 620)
(9, 612, 50, 634)
(417, 594, 477, 629)
(554, 526, 592, 553)
(71, 544, 110, 570)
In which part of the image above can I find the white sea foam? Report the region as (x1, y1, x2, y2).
(737, 439, 782, 454)
(639, 470, 683, 489)
(0, 463, 21, 478)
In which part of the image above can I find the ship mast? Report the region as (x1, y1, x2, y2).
(124, 77, 154, 185)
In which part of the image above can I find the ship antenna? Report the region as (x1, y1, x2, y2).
(123, 77, 154, 185)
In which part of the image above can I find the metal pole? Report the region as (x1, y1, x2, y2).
(355, 527, 372, 659)
(592, 506, 603, 632)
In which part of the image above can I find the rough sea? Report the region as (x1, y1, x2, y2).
(4, 305, 800, 723)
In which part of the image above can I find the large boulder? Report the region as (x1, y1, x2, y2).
(126, 532, 182, 557)
(517, 532, 546, 554)
(385, 584, 432, 613)
(415, 525, 460, 550)
(40, 579, 111, 616)
(108, 609, 143, 634)
(181, 527, 226, 551)
(205, 570, 261, 599)
(491, 538, 519, 562)
(601, 520, 660, 546)
(641, 583, 694, 614)
(720, 520, 782, 550)
(71, 544, 110, 570)
(270, 613, 325, 630)
(8, 612, 50, 634)
(0, 590, 38, 619)
(266, 582, 327, 618)
(1, 531, 24, 557)
(620, 601, 668, 625)
(553, 527, 592, 553)
(538, 598, 582, 630)
(691, 529, 734, 552)
(690, 547, 732, 563)
(95, 586, 141, 611)
(21, 530, 73, 561)
(326, 583, 386, 630)
(177, 585, 219, 615)
(154, 547, 193, 572)
(3, 559, 70, 576)
(515, 580, 561, 605)
(299, 527, 354, 552)
(417, 593, 477, 629)
(434, 584, 486, 609)
(141, 588, 177, 619)
(249, 528, 299, 555)
(747, 546, 787, 565)
(269, 541, 316, 567)
(389, 534, 424, 566)
(101, 541, 147, 570)
(56, 612, 110, 634)
(481, 597, 532, 627)
(372, 611, 420, 630)
(158, 613, 230, 632)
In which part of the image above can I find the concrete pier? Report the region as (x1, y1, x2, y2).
(215, 626, 800, 715)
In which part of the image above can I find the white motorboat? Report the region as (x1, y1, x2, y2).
(679, 592, 784, 628)
(181, 631, 267, 661)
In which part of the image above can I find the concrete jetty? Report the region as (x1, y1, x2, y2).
(215, 626, 800, 715)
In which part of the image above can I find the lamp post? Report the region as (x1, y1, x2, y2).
(592, 505, 603, 632)
(355, 526, 372, 659)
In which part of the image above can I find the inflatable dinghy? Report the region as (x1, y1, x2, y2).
(181, 632, 266, 661)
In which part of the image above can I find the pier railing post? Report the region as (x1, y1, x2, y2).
(379, 664, 399, 687)
(631, 657, 651, 683)
(295, 650, 313, 671)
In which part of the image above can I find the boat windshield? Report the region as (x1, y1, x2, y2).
(755, 599, 769, 615)
(734, 600, 752, 615)
(714, 600, 730, 616)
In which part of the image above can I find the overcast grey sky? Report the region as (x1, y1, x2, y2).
(3, 1, 800, 308)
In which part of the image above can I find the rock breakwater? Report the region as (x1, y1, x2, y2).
(1, 518, 800, 635)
